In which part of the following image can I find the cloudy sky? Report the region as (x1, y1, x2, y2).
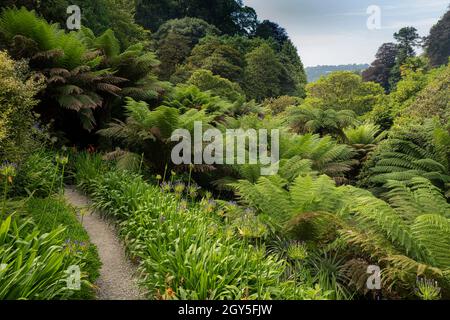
(244, 0, 449, 66)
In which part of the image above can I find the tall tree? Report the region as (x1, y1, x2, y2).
(243, 43, 283, 101)
(362, 43, 399, 92)
(305, 71, 384, 115)
(424, 8, 450, 67)
(255, 20, 289, 49)
(389, 27, 421, 89)
(279, 40, 307, 97)
(153, 18, 219, 80)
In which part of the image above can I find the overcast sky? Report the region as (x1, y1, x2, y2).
(244, 0, 449, 66)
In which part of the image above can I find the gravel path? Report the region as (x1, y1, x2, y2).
(64, 187, 144, 300)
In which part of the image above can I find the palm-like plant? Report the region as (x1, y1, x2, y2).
(339, 178, 450, 297)
(344, 123, 387, 182)
(212, 114, 356, 189)
(232, 173, 450, 298)
(98, 98, 216, 172)
(288, 105, 357, 141)
(345, 123, 385, 147)
(359, 121, 450, 196)
(78, 27, 166, 102)
(0, 8, 124, 131)
(162, 85, 233, 114)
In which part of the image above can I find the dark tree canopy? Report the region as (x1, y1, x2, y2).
(363, 42, 399, 92)
(5, 0, 148, 48)
(1, 0, 68, 24)
(425, 8, 450, 67)
(255, 20, 289, 49)
(279, 40, 307, 97)
(136, 0, 255, 35)
(183, 36, 245, 83)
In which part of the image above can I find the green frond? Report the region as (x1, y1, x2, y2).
(411, 214, 450, 269)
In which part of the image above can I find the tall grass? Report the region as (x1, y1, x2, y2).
(73, 153, 330, 300)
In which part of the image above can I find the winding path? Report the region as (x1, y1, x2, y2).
(64, 187, 144, 300)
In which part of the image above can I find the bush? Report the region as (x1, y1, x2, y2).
(305, 71, 384, 115)
(0, 51, 43, 163)
(262, 96, 302, 115)
(187, 69, 245, 102)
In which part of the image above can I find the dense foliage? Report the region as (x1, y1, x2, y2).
(0, 2, 449, 301)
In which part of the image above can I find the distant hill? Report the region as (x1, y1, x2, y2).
(306, 64, 369, 83)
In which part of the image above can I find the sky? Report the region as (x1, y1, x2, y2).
(244, 0, 449, 67)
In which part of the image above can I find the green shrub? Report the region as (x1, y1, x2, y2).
(187, 69, 245, 103)
(0, 51, 43, 163)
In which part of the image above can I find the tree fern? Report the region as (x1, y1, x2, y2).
(0, 8, 126, 131)
(232, 172, 450, 297)
(340, 178, 450, 296)
(98, 98, 215, 172)
(360, 121, 450, 195)
(288, 105, 357, 141)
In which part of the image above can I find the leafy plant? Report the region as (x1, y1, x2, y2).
(74, 165, 330, 300)
(288, 105, 357, 141)
(24, 197, 101, 299)
(0, 50, 43, 163)
(98, 97, 216, 172)
(14, 151, 63, 197)
(0, 8, 123, 131)
(359, 121, 450, 195)
(0, 215, 89, 300)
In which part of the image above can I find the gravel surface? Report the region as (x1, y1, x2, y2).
(65, 187, 144, 300)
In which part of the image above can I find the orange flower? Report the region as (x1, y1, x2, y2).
(166, 287, 176, 298)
